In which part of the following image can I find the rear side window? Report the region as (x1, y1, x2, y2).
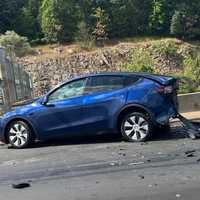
(124, 76, 140, 86)
(88, 75, 140, 94)
(89, 76, 124, 93)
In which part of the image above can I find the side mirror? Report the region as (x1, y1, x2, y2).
(41, 96, 55, 107)
(41, 95, 48, 106)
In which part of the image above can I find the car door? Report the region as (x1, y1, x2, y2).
(81, 75, 128, 134)
(32, 78, 89, 138)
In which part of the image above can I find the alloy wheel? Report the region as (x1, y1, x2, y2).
(8, 122, 29, 148)
(123, 114, 149, 141)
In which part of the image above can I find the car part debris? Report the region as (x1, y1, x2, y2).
(174, 113, 200, 139)
(138, 175, 144, 179)
(185, 150, 196, 157)
(176, 194, 181, 198)
(185, 150, 196, 154)
(12, 183, 30, 189)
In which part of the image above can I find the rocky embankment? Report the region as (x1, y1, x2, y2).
(18, 39, 196, 97)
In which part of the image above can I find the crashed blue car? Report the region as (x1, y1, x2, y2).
(0, 72, 178, 148)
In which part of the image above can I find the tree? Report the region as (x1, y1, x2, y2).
(149, 0, 177, 35)
(0, 31, 32, 57)
(76, 21, 95, 50)
(92, 7, 108, 46)
(0, 0, 27, 33)
(170, 1, 200, 39)
(40, 0, 79, 43)
(103, 0, 152, 38)
(170, 11, 185, 38)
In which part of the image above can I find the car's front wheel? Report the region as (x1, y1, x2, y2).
(121, 112, 153, 142)
(7, 120, 34, 149)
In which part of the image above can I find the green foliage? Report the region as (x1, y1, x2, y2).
(1, 0, 200, 42)
(176, 76, 197, 94)
(149, 0, 165, 34)
(0, 31, 33, 57)
(105, 0, 152, 38)
(16, 7, 35, 38)
(183, 53, 200, 87)
(151, 40, 179, 58)
(0, 0, 26, 33)
(170, 2, 200, 39)
(92, 7, 108, 46)
(40, 0, 78, 43)
(170, 11, 184, 37)
(76, 21, 95, 50)
(123, 49, 154, 73)
(149, 0, 177, 35)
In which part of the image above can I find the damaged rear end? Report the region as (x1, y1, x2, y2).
(139, 73, 179, 125)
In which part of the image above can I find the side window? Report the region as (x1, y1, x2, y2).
(89, 76, 125, 93)
(48, 78, 88, 102)
(124, 76, 140, 87)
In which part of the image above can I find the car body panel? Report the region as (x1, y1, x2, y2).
(0, 72, 178, 143)
(82, 88, 128, 133)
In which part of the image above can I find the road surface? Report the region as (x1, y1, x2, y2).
(0, 122, 200, 200)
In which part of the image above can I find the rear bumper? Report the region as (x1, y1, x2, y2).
(155, 106, 177, 125)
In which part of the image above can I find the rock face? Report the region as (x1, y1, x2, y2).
(19, 46, 130, 97)
(18, 39, 193, 97)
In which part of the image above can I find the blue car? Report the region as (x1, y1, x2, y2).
(0, 72, 178, 148)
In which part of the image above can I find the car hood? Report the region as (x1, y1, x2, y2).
(3, 98, 43, 119)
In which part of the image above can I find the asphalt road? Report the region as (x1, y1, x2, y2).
(1, 123, 200, 200)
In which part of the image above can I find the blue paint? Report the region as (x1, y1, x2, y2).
(0, 72, 178, 143)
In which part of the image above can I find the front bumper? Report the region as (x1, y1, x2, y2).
(0, 119, 6, 143)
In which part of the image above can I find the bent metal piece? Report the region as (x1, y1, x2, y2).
(175, 113, 200, 139)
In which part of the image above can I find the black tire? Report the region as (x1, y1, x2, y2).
(7, 120, 34, 149)
(121, 112, 153, 142)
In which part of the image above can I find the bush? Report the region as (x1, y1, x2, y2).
(170, 11, 184, 38)
(151, 40, 179, 59)
(0, 31, 33, 57)
(172, 75, 197, 94)
(122, 48, 154, 73)
(170, 4, 200, 40)
(183, 53, 200, 88)
(76, 21, 95, 51)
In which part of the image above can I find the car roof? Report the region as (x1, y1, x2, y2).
(47, 72, 175, 95)
(73, 72, 138, 79)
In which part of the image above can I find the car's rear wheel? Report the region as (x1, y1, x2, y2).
(121, 112, 153, 142)
(7, 120, 34, 149)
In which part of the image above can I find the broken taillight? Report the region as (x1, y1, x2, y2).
(156, 85, 173, 94)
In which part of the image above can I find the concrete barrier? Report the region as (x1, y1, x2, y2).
(178, 92, 200, 113)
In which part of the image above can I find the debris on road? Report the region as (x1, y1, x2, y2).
(186, 153, 195, 157)
(128, 161, 145, 166)
(146, 159, 151, 163)
(185, 150, 196, 155)
(12, 183, 31, 189)
(138, 175, 144, 179)
(118, 152, 126, 156)
(176, 194, 181, 198)
(185, 150, 196, 157)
